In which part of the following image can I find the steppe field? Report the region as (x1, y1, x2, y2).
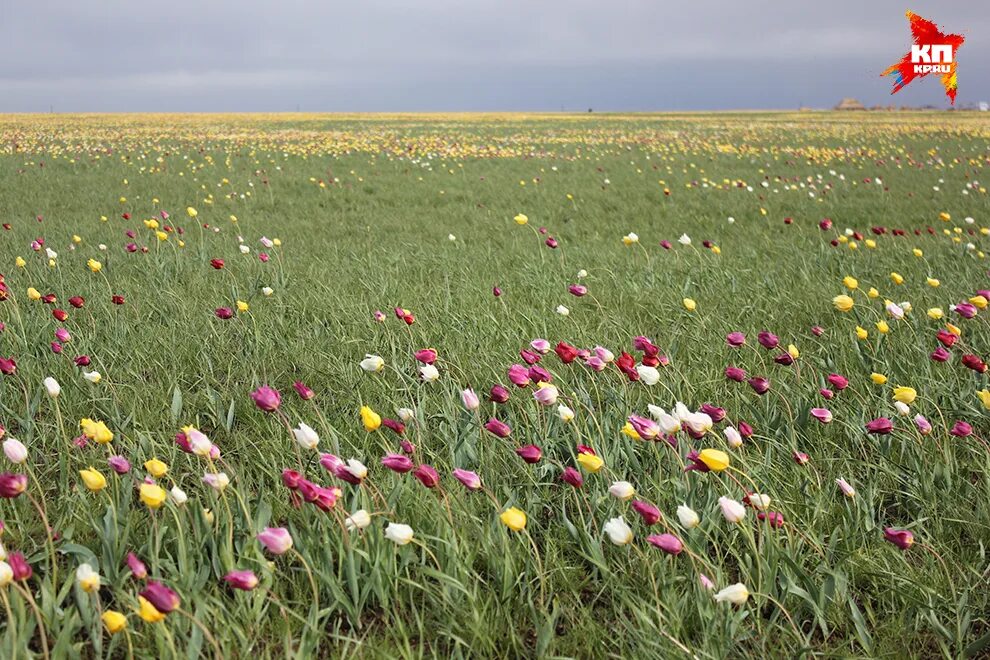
(0, 111, 989, 658)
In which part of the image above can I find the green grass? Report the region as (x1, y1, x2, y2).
(0, 111, 989, 658)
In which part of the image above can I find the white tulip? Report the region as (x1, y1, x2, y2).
(346, 459, 368, 480)
(603, 517, 634, 545)
(677, 504, 700, 529)
(557, 404, 575, 423)
(608, 481, 635, 501)
(419, 365, 440, 382)
(385, 522, 414, 545)
(397, 408, 415, 423)
(43, 377, 60, 398)
(170, 486, 188, 505)
(360, 355, 385, 373)
(747, 494, 771, 511)
(0, 561, 11, 587)
(636, 365, 660, 385)
(714, 583, 750, 605)
(718, 496, 746, 523)
(3, 439, 27, 464)
(345, 509, 372, 531)
(724, 426, 743, 448)
(292, 422, 320, 450)
(678, 233, 692, 246)
(556, 305, 570, 316)
(83, 370, 102, 384)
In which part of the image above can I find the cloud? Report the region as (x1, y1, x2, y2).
(1, 1, 986, 111)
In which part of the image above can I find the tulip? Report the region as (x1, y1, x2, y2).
(892, 387, 917, 405)
(484, 418, 511, 438)
(515, 444, 542, 463)
(866, 418, 893, 435)
(0, 561, 12, 587)
(0, 358, 16, 376)
(726, 332, 745, 347)
(144, 458, 168, 478)
(836, 478, 855, 498)
(360, 354, 385, 372)
(292, 423, 319, 450)
(251, 385, 281, 411)
(42, 377, 60, 397)
(647, 533, 683, 555)
(452, 468, 481, 491)
(500, 507, 527, 531)
(810, 408, 833, 424)
(293, 381, 315, 400)
(557, 404, 575, 423)
(101, 611, 127, 634)
(80, 467, 107, 492)
(672, 505, 698, 530)
(931, 346, 951, 362)
(413, 464, 439, 488)
(345, 510, 372, 531)
(257, 527, 293, 554)
(108, 456, 131, 474)
(223, 570, 259, 591)
(215, 307, 233, 319)
(385, 522, 414, 545)
(698, 448, 729, 472)
(608, 480, 635, 500)
(126, 552, 147, 579)
(883, 528, 914, 550)
(76, 563, 100, 593)
(139, 483, 167, 509)
(360, 406, 382, 432)
(603, 517, 633, 545)
(636, 365, 660, 385)
(202, 472, 230, 491)
(631, 499, 661, 525)
(9, 553, 31, 581)
(2, 439, 26, 464)
(793, 451, 810, 465)
(724, 426, 743, 448)
(138, 597, 166, 623)
(725, 366, 746, 382)
(714, 583, 750, 605)
(461, 388, 480, 411)
(561, 467, 583, 488)
(745, 493, 771, 511)
(718, 496, 746, 523)
(747, 377, 770, 395)
(0, 473, 27, 498)
(140, 581, 179, 613)
(533, 383, 559, 406)
(962, 354, 988, 373)
(169, 486, 187, 505)
(950, 421, 973, 437)
(382, 453, 414, 473)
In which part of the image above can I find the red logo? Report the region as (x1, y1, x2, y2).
(881, 11, 964, 104)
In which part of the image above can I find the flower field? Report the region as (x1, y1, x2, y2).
(0, 111, 989, 657)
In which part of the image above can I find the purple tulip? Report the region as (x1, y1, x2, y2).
(484, 419, 511, 438)
(382, 454, 414, 473)
(748, 377, 770, 395)
(866, 418, 894, 434)
(515, 444, 542, 464)
(127, 552, 148, 579)
(646, 533, 683, 555)
(757, 331, 779, 349)
(725, 366, 746, 382)
(883, 527, 914, 550)
(413, 464, 439, 488)
(140, 581, 180, 613)
(631, 500, 661, 525)
(725, 332, 746, 347)
(250, 385, 281, 412)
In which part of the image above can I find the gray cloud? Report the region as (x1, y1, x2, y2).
(1, 1, 987, 111)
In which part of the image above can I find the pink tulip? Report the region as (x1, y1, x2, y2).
(515, 444, 542, 463)
(631, 500, 661, 525)
(250, 385, 281, 412)
(726, 332, 745, 347)
(866, 418, 893, 434)
(127, 552, 148, 579)
(725, 366, 746, 382)
(950, 421, 973, 437)
(140, 581, 180, 612)
(757, 331, 779, 349)
(382, 454, 414, 473)
(568, 284, 587, 297)
(883, 527, 914, 550)
(9, 552, 31, 581)
(647, 533, 683, 555)
(489, 384, 510, 403)
(560, 467, 583, 487)
(748, 377, 770, 395)
(293, 381, 315, 400)
(827, 373, 849, 390)
(223, 570, 259, 591)
(810, 408, 833, 424)
(484, 419, 511, 438)
(461, 388, 480, 411)
(414, 348, 438, 365)
(257, 527, 293, 554)
(507, 364, 531, 387)
(413, 464, 439, 488)
(452, 468, 481, 490)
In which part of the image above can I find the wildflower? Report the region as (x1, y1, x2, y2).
(251, 385, 281, 412)
(0, 473, 27, 498)
(80, 467, 107, 492)
(698, 448, 729, 471)
(360, 406, 382, 431)
(714, 583, 750, 605)
(883, 528, 914, 550)
(515, 445, 542, 463)
(603, 517, 633, 545)
(576, 452, 604, 473)
(139, 483, 167, 509)
(500, 507, 527, 531)
(647, 534, 683, 555)
(2, 439, 26, 464)
(609, 481, 635, 500)
(385, 523, 414, 545)
(76, 563, 100, 593)
(832, 295, 854, 312)
(140, 581, 180, 613)
(292, 423, 319, 450)
(866, 418, 893, 434)
(453, 468, 482, 491)
(345, 510, 372, 531)
(144, 458, 168, 478)
(718, 496, 746, 523)
(223, 570, 259, 591)
(836, 478, 855, 498)
(677, 504, 700, 528)
(101, 611, 127, 634)
(810, 408, 833, 424)
(43, 377, 60, 397)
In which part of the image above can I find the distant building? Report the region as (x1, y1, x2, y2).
(834, 98, 866, 111)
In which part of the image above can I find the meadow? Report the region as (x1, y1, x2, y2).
(0, 111, 989, 658)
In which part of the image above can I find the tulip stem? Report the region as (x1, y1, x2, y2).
(290, 548, 320, 610)
(177, 608, 222, 660)
(13, 581, 49, 660)
(0, 590, 18, 654)
(25, 490, 57, 586)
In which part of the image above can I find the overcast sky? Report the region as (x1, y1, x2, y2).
(1, 1, 987, 112)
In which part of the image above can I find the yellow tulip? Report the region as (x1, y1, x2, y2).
(15, 257, 26, 268)
(87, 259, 102, 273)
(855, 326, 868, 340)
(927, 308, 943, 319)
(186, 207, 198, 218)
(867, 287, 879, 299)
(513, 213, 528, 226)
(912, 248, 923, 257)
(144, 458, 168, 478)
(577, 453, 604, 473)
(892, 387, 917, 405)
(890, 272, 904, 285)
(787, 344, 799, 359)
(946, 323, 962, 337)
(102, 610, 127, 634)
(842, 276, 858, 290)
(155, 231, 168, 242)
(926, 278, 940, 287)
(832, 295, 854, 312)
(500, 507, 527, 531)
(236, 300, 249, 313)
(977, 390, 990, 410)
(969, 295, 988, 309)
(682, 298, 697, 312)
(79, 468, 107, 492)
(139, 483, 167, 509)
(360, 406, 381, 432)
(870, 373, 888, 385)
(27, 287, 41, 301)
(621, 422, 641, 440)
(698, 448, 729, 472)
(137, 596, 166, 623)
(876, 320, 889, 334)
